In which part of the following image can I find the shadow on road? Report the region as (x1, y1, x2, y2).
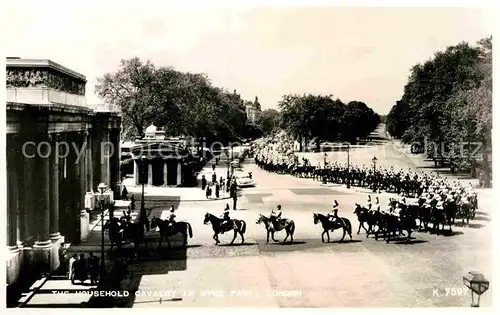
(328, 239, 362, 244)
(218, 242, 258, 247)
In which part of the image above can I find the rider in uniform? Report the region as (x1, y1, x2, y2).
(366, 195, 372, 211)
(167, 205, 176, 233)
(374, 196, 381, 213)
(328, 200, 339, 223)
(221, 203, 231, 234)
(270, 205, 283, 232)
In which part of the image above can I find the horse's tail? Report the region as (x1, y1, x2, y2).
(290, 220, 295, 235)
(240, 220, 247, 234)
(187, 222, 193, 238)
(345, 218, 352, 235)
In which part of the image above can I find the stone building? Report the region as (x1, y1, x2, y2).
(6, 58, 121, 285)
(130, 124, 196, 187)
(245, 96, 261, 124)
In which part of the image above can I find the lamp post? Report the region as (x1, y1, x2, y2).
(463, 271, 489, 307)
(97, 182, 108, 284)
(346, 143, 350, 189)
(323, 153, 328, 167)
(372, 156, 378, 192)
(140, 155, 146, 214)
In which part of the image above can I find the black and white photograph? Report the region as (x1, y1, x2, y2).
(3, 0, 495, 309)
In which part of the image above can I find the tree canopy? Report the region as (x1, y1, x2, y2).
(278, 94, 380, 145)
(385, 36, 492, 185)
(95, 57, 269, 143)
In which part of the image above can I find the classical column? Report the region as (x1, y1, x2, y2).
(110, 128, 121, 199)
(176, 161, 182, 186)
(163, 160, 168, 186)
(23, 140, 35, 245)
(33, 137, 52, 272)
(147, 161, 153, 186)
(7, 135, 19, 250)
(49, 134, 62, 271)
(86, 130, 93, 192)
(100, 129, 110, 186)
(15, 135, 26, 245)
(134, 160, 140, 186)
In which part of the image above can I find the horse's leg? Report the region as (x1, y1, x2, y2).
(290, 228, 293, 243)
(340, 228, 346, 242)
(282, 230, 289, 244)
(321, 230, 325, 243)
(213, 233, 219, 245)
(266, 230, 270, 244)
(272, 231, 279, 242)
(230, 230, 237, 245)
(357, 222, 362, 234)
(240, 229, 245, 244)
(326, 230, 330, 243)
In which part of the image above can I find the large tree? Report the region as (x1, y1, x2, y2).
(385, 36, 492, 183)
(96, 57, 253, 144)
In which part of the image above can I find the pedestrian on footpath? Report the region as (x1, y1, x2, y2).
(130, 194, 136, 211)
(215, 182, 220, 198)
(206, 183, 212, 199)
(212, 172, 217, 184)
(87, 252, 99, 285)
(212, 164, 216, 171)
(68, 253, 77, 281)
(121, 185, 128, 200)
(201, 175, 207, 190)
(232, 193, 238, 210)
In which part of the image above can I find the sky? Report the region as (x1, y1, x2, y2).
(4, 1, 493, 114)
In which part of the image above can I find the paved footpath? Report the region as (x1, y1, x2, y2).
(22, 128, 493, 307)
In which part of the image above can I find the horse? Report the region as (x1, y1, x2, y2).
(353, 204, 378, 236)
(374, 213, 400, 243)
(104, 216, 148, 256)
(150, 217, 193, 249)
(203, 212, 246, 245)
(313, 213, 352, 243)
(256, 214, 295, 244)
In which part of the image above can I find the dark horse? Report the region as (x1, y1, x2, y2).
(104, 216, 148, 255)
(150, 217, 193, 249)
(203, 213, 246, 245)
(313, 213, 352, 243)
(256, 214, 295, 244)
(353, 204, 380, 237)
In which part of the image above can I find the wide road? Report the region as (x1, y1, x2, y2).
(116, 129, 492, 308)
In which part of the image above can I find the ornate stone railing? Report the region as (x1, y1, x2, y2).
(7, 87, 87, 107)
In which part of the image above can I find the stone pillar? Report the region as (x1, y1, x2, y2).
(23, 139, 35, 245)
(49, 135, 62, 271)
(163, 160, 168, 186)
(7, 137, 21, 285)
(147, 161, 153, 186)
(177, 161, 182, 186)
(33, 138, 52, 273)
(7, 135, 19, 249)
(100, 129, 110, 187)
(134, 160, 140, 186)
(110, 128, 121, 199)
(87, 130, 93, 192)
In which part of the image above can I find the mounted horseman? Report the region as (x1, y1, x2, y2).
(314, 201, 353, 242)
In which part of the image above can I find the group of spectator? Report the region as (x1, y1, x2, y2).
(59, 249, 100, 285)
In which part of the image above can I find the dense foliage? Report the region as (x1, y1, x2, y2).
(95, 57, 267, 144)
(385, 37, 492, 185)
(278, 94, 380, 146)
